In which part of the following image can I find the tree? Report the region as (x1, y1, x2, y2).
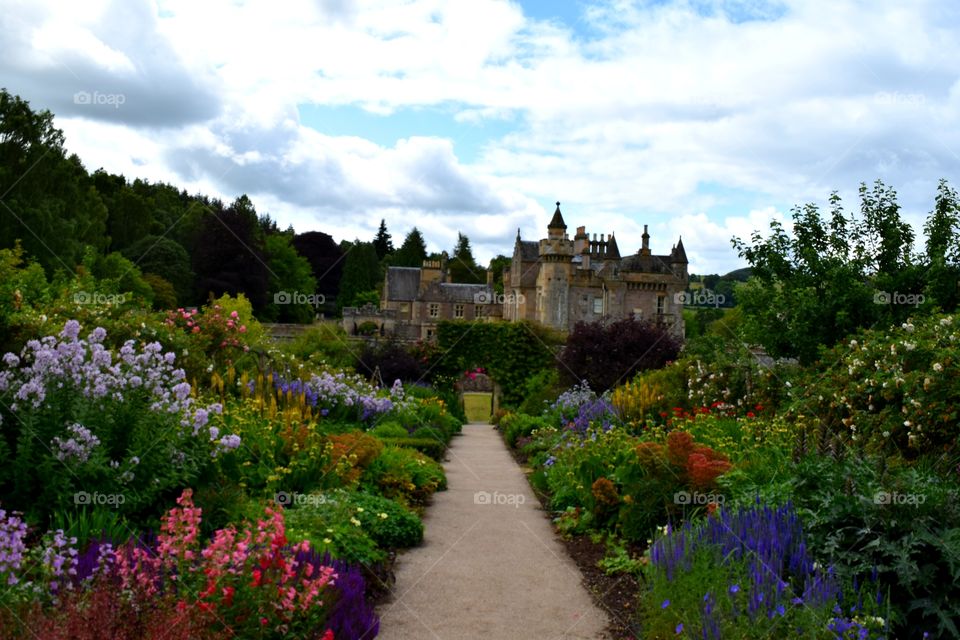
(448, 232, 483, 284)
(122, 235, 194, 305)
(373, 219, 394, 260)
(558, 316, 681, 392)
(923, 179, 960, 312)
(292, 231, 344, 314)
(732, 181, 932, 363)
(487, 254, 511, 294)
(0, 89, 108, 274)
(262, 232, 318, 323)
(192, 196, 270, 310)
(393, 227, 428, 267)
(337, 240, 382, 311)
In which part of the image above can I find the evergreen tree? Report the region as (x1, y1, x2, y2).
(448, 232, 483, 284)
(373, 218, 394, 260)
(393, 227, 428, 267)
(337, 240, 382, 311)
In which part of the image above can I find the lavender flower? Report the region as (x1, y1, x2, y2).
(51, 423, 100, 463)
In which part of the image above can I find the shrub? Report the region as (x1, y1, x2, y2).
(0, 321, 234, 527)
(369, 422, 408, 439)
(499, 413, 552, 448)
(378, 437, 446, 461)
(363, 446, 446, 506)
(558, 316, 681, 392)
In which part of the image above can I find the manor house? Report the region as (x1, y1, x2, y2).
(342, 203, 688, 341)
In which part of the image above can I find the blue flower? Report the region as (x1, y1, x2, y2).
(675, 622, 684, 634)
(661, 599, 670, 609)
(729, 584, 740, 594)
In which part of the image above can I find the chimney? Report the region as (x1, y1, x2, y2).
(641, 225, 651, 256)
(486, 268, 494, 286)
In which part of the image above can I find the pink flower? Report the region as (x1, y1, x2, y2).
(230, 310, 239, 319)
(239, 325, 247, 333)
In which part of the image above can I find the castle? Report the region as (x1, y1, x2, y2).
(342, 203, 688, 340)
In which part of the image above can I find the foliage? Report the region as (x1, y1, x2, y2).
(282, 321, 357, 371)
(783, 454, 960, 638)
(391, 227, 428, 268)
(558, 316, 681, 392)
(642, 502, 887, 639)
(448, 233, 483, 284)
(362, 446, 446, 507)
(731, 180, 952, 363)
(0, 321, 235, 528)
(433, 320, 560, 407)
(337, 241, 382, 312)
(789, 313, 959, 458)
(356, 338, 425, 384)
(262, 232, 319, 323)
(498, 412, 552, 448)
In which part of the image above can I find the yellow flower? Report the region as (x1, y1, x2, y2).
(323, 538, 332, 544)
(350, 517, 361, 527)
(356, 507, 364, 512)
(379, 512, 389, 519)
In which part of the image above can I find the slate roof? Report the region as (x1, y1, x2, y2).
(548, 202, 567, 229)
(385, 267, 421, 301)
(519, 240, 539, 261)
(618, 254, 675, 274)
(437, 282, 493, 303)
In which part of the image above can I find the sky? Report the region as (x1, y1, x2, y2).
(2, 0, 959, 275)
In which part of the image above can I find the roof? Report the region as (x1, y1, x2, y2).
(437, 282, 492, 303)
(618, 253, 676, 274)
(607, 234, 621, 259)
(673, 237, 688, 263)
(519, 240, 539, 261)
(385, 267, 421, 301)
(548, 202, 567, 229)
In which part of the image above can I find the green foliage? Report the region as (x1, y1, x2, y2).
(377, 437, 446, 461)
(337, 240, 382, 311)
(122, 235, 194, 304)
(262, 232, 318, 323)
(516, 368, 561, 415)
(789, 313, 959, 458)
(373, 219, 394, 260)
(368, 422, 408, 439)
(392, 227, 428, 268)
(284, 489, 422, 565)
(362, 446, 446, 506)
(434, 320, 560, 407)
(142, 273, 178, 310)
(498, 412, 551, 448)
(448, 232, 483, 284)
(785, 454, 960, 638)
(281, 321, 356, 370)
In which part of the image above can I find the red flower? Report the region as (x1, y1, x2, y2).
(746, 411, 755, 418)
(322, 631, 335, 640)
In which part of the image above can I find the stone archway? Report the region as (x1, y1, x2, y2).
(459, 368, 494, 423)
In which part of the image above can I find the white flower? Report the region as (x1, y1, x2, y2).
(902, 322, 915, 333)
(933, 363, 943, 372)
(904, 420, 912, 427)
(882, 431, 890, 438)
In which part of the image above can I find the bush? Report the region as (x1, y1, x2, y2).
(369, 422, 408, 439)
(363, 446, 446, 506)
(558, 316, 681, 392)
(516, 368, 560, 415)
(378, 437, 446, 461)
(499, 413, 551, 448)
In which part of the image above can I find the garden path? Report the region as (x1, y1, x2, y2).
(376, 423, 609, 640)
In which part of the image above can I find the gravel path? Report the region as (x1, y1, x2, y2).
(375, 423, 610, 640)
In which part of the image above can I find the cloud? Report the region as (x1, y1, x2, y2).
(0, 0, 222, 127)
(3, 0, 960, 275)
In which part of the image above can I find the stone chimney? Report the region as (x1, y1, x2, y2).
(641, 225, 651, 256)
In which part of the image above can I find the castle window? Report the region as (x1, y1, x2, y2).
(474, 305, 483, 318)
(657, 296, 665, 315)
(454, 303, 464, 318)
(399, 302, 410, 314)
(593, 297, 603, 315)
(429, 303, 440, 318)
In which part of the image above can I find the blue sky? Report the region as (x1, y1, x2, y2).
(3, 0, 958, 274)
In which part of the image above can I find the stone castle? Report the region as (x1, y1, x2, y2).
(342, 202, 688, 341)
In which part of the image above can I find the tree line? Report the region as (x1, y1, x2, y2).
(0, 89, 500, 321)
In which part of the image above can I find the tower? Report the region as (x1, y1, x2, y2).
(537, 202, 575, 330)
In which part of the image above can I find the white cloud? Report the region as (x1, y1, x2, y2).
(2, 0, 959, 274)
